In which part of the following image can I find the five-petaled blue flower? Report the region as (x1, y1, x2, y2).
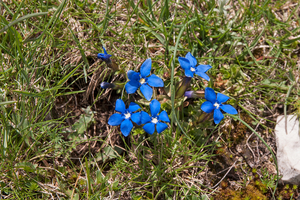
(97, 46, 112, 62)
(125, 58, 164, 101)
(141, 99, 170, 134)
(178, 52, 212, 81)
(201, 87, 238, 124)
(108, 99, 141, 137)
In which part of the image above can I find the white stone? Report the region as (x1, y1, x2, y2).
(275, 115, 300, 185)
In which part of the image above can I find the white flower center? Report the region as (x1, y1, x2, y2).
(139, 78, 145, 84)
(214, 102, 220, 109)
(124, 112, 131, 119)
(151, 117, 158, 124)
(190, 67, 196, 72)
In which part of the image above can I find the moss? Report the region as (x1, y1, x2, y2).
(284, 184, 290, 190)
(254, 180, 268, 194)
(278, 184, 297, 199)
(223, 112, 253, 146)
(293, 185, 298, 190)
(243, 184, 267, 200)
(214, 180, 268, 200)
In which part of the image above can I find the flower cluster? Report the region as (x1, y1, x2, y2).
(99, 50, 169, 136)
(109, 99, 169, 136)
(100, 48, 238, 137)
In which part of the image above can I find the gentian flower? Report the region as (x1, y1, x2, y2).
(140, 99, 170, 134)
(178, 52, 212, 81)
(201, 87, 238, 124)
(97, 46, 112, 62)
(125, 58, 164, 101)
(97, 47, 118, 71)
(108, 99, 141, 137)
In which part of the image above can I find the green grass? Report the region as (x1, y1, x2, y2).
(1, 0, 300, 199)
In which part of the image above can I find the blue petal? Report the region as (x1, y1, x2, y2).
(184, 69, 194, 77)
(125, 80, 140, 94)
(141, 111, 151, 124)
(196, 64, 212, 73)
(213, 109, 224, 124)
(195, 71, 210, 81)
(147, 74, 164, 87)
(108, 113, 123, 126)
(205, 87, 216, 103)
(127, 70, 140, 81)
(131, 112, 142, 125)
(97, 53, 104, 59)
(221, 105, 238, 115)
(140, 84, 153, 101)
(120, 119, 133, 137)
(156, 122, 168, 133)
(140, 58, 152, 78)
(178, 57, 191, 70)
(128, 102, 141, 112)
(102, 46, 108, 54)
(115, 99, 126, 113)
(201, 101, 214, 113)
(158, 110, 170, 123)
(217, 93, 230, 104)
(143, 123, 155, 135)
(97, 53, 112, 61)
(185, 52, 197, 67)
(150, 99, 161, 117)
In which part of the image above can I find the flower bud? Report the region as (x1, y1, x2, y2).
(184, 90, 205, 98)
(100, 82, 115, 89)
(175, 76, 191, 98)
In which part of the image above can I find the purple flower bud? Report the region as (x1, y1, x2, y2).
(184, 91, 194, 98)
(184, 90, 205, 98)
(101, 82, 115, 89)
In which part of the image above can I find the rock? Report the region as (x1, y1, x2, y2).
(275, 115, 300, 185)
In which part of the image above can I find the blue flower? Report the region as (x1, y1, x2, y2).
(201, 87, 238, 124)
(178, 52, 212, 81)
(125, 58, 164, 101)
(140, 99, 170, 134)
(108, 99, 141, 137)
(97, 46, 112, 62)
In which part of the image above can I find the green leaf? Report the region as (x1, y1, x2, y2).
(0, 101, 17, 106)
(96, 146, 122, 162)
(56, 64, 81, 86)
(71, 106, 95, 134)
(0, 12, 48, 33)
(15, 162, 36, 173)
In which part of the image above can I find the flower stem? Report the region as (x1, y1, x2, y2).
(105, 59, 119, 71)
(193, 112, 211, 126)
